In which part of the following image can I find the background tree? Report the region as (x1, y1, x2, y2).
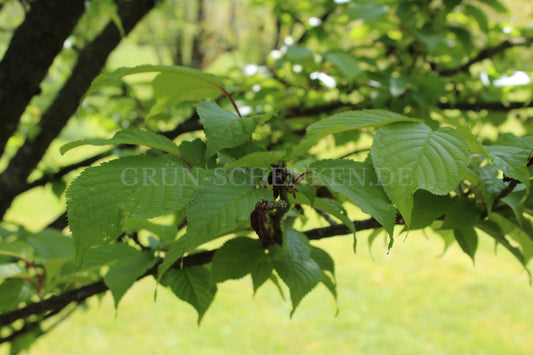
(0, 0, 532, 353)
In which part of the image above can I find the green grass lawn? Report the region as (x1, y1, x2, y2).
(10, 229, 533, 355)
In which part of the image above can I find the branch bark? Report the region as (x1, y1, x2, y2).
(0, 0, 86, 158)
(284, 99, 533, 120)
(0, 0, 157, 219)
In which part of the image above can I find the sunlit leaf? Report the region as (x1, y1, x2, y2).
(161, 265, 217, 324)
(371, 122, 469, 226)
(66, 156, 201, 267)
(197, 101, 270, 157)
(288, 109, 418, 159)
(453, 227, 478, 264)
(310, 159, 396, 236)
(273, 229, 322, 316)
(104, 251, 157, 308)
(60, 128, 182, 157)
(87, 64, 225, 105)
(157, 170, 271, 278)
(211, 237, 265, 283)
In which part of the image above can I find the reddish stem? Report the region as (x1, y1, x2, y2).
(176, 155, 192, 168)
(217, 85, 242, 118)
(209, 82, 258, 143)
(216, 85, 253, 141)
(21, 258, 44, 295)
(22, 276, 40, 293)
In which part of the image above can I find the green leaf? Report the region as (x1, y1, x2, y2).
(157, 170, 272, 278)
(441, 198, 482, 229)
(346, 3, 389, 22)
(371, 122, 470, 226)
(186, 171, 271, 237)
(485, 145, 530, 194)
(221, 141, 266, 161)
(87, 64, 225, 104)
(490, 213, 533, 263)
(444, 0, 461, 12)
(464, 4, 489, 32)
(104, 251, 157, 308)
(475, 164, 507, 212)
(66, 156, 201, 267)
(0, 241, 33, 261)
(502, 190, 526, 221)
(453, 227, 478, 264)
(310, 159, 396, 236)
(325, 52, 361, 82)
(495, 133, 533, 151)
(294, 183, 316, 207)
(161, 266, 217, 324)
(482, 0, 508, 14)
(273, 229, 322, 316)
(179, 139, 207, 167)
(290, 195, 356, 246)
(411, 76, 448, 107)
(410, 190, 453, 230)
(502, 190, 533, 223)
(79, 244, 138, 272)
(227, 151, 282, 169)
(86, 0, 125, 37)
(309, 246, 334, 274)
(449, 26, 473, 51)
(251, 257, 273, 294)
(211, 237, 265, 283)
(523, 192, 533, 216)
(60, 128, 181, 156)
(309, 246, 337, 309)
(288, 109, 418, 159)
(285, 46, 313, 62)
(431, 225, 457, 255)
(197, 101, 270, 157)
(26, 229, 74, 261)
(441, 115, 486, 154)
(411, 29, 445, 53)
(0, 279, 36, 312)
(477, 219, 528, 270)
(124, 219, 178, 243)
(151, 71, 222, 101)
(0, 263, 25, 279)
(51, 180, 67, 198)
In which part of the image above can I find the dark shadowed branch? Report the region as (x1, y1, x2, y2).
(0, 0, 157, 219)
(0, 0, 86, 158)
(434, 36, 533, 77)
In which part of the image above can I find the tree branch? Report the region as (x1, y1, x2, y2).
(0, 0, 86, 158)
(283, 98, 533, 120)
(18, 110, 202, 197)
(0, 215, 390, 326)
(434, 36, 533, 77)
(438, 100, 533, 111)
(0, 0, 157, 219)
(160, 113, 203, 139)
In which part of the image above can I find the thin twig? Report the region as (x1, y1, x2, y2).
(434, 36, 533, 76)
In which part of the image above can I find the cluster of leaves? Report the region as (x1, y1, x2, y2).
(3, 65, 530, 325)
